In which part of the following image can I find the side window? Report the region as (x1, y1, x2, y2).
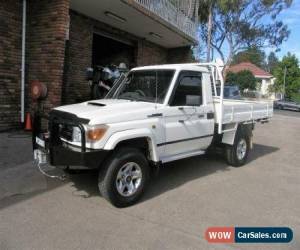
(170, 74, 202, 106)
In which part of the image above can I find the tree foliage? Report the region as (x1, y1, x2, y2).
(273, 53, 300, 98)
(230, 48, 280, 74)
(198, 0, 211, 22)
(267, 52, 279, 73)
(225, 71, 238, 84)
(226, 70, 257, 91)
(232, 46, 266, 68)
(198, 0, 292, 66)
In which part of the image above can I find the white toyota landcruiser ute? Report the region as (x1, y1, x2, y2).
(33, 61, 273, 207)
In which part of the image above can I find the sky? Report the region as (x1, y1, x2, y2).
(273, 0, 300, 60)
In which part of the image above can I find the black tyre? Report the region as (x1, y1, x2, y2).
(225, 126, 251, 167)
(98, 147, 149, 207)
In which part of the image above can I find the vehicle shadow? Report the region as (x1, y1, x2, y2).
(247, 143, 279, 163)
(0, 143, 278, 210)
(68, 170, 99, 198)
(67, 143, 279, 203)
(142, 155, 229, 202)
(141, 143, 279, 203)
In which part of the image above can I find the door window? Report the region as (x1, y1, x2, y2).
(170, 73, 202, 106)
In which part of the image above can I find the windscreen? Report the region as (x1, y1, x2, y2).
(109, 70, 175, 103)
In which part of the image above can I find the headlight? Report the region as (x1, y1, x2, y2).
(87, 125, 108, 141)
(72, 127, 82, 142)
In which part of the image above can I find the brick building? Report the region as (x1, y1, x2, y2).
(0, 0, 199, 130)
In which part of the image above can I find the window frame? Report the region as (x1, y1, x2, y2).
(168, 70, 203, 107)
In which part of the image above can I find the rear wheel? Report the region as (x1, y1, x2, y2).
(225, 127, 251, 167)
(98, 147, 149, 207)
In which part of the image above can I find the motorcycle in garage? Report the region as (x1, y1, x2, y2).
(86, 64, 128, 99)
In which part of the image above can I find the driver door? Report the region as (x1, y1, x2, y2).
(162, 71, 214, 158)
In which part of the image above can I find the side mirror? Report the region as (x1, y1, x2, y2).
(186, 95, 202, 106)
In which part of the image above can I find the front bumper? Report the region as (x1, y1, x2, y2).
(50, 144, 109, 169)
(33, 110, 109, 169)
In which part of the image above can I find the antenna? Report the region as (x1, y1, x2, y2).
(155, 70, 158, 108)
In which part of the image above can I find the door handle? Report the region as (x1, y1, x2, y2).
(178, 120, 185, 123)
(207, 112, 214, 119)
(148, 113, 163, 118)
(198, 114, 205, 118)
(178, 107, 195, 111)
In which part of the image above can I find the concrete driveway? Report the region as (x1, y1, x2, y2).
(0, 110, 299, 250)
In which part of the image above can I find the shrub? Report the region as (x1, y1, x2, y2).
(226, 70, 256, 91)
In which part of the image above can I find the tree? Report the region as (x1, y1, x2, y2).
(198, 0, 292, 69)
(226, 70, 257, 91)
(206, 1, 213, 62)
(267, 52, 279, 74)
(273, 53, 300, 98)
(197, 0, 215, 62)
(225, 71, 237, 83)
(232, 46, 266, 68)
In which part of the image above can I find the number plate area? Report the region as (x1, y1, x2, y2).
(36, 136, 45, 148)
(34, 149, 48, 165)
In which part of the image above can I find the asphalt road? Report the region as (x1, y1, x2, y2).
(0, 110, 299, 250)
(274, 108, 300, 118)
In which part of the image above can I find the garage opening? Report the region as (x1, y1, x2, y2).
(92, 33, 136, 69)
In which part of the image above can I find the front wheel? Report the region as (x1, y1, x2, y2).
(98, 147, 149, 207)
(225, 127, 251, 167)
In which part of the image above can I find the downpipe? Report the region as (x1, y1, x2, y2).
(21, 0, 26, 123)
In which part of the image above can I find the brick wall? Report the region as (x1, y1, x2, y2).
(136, 43, 193, 66)
(26, 0, 70, 113)
(167, 46, 194, 64)
(0, 1, 194, 131)
(63, 11, 93, 104)
(136, 40, 168, 66)
(0, 0, 22, 131)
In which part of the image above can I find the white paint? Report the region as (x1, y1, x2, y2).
(255, 75, 276, 98)
(222, 128, 237, 145)
(104, 128, 159, 162)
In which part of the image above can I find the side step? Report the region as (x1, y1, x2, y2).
(161, 150, 206, 163)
